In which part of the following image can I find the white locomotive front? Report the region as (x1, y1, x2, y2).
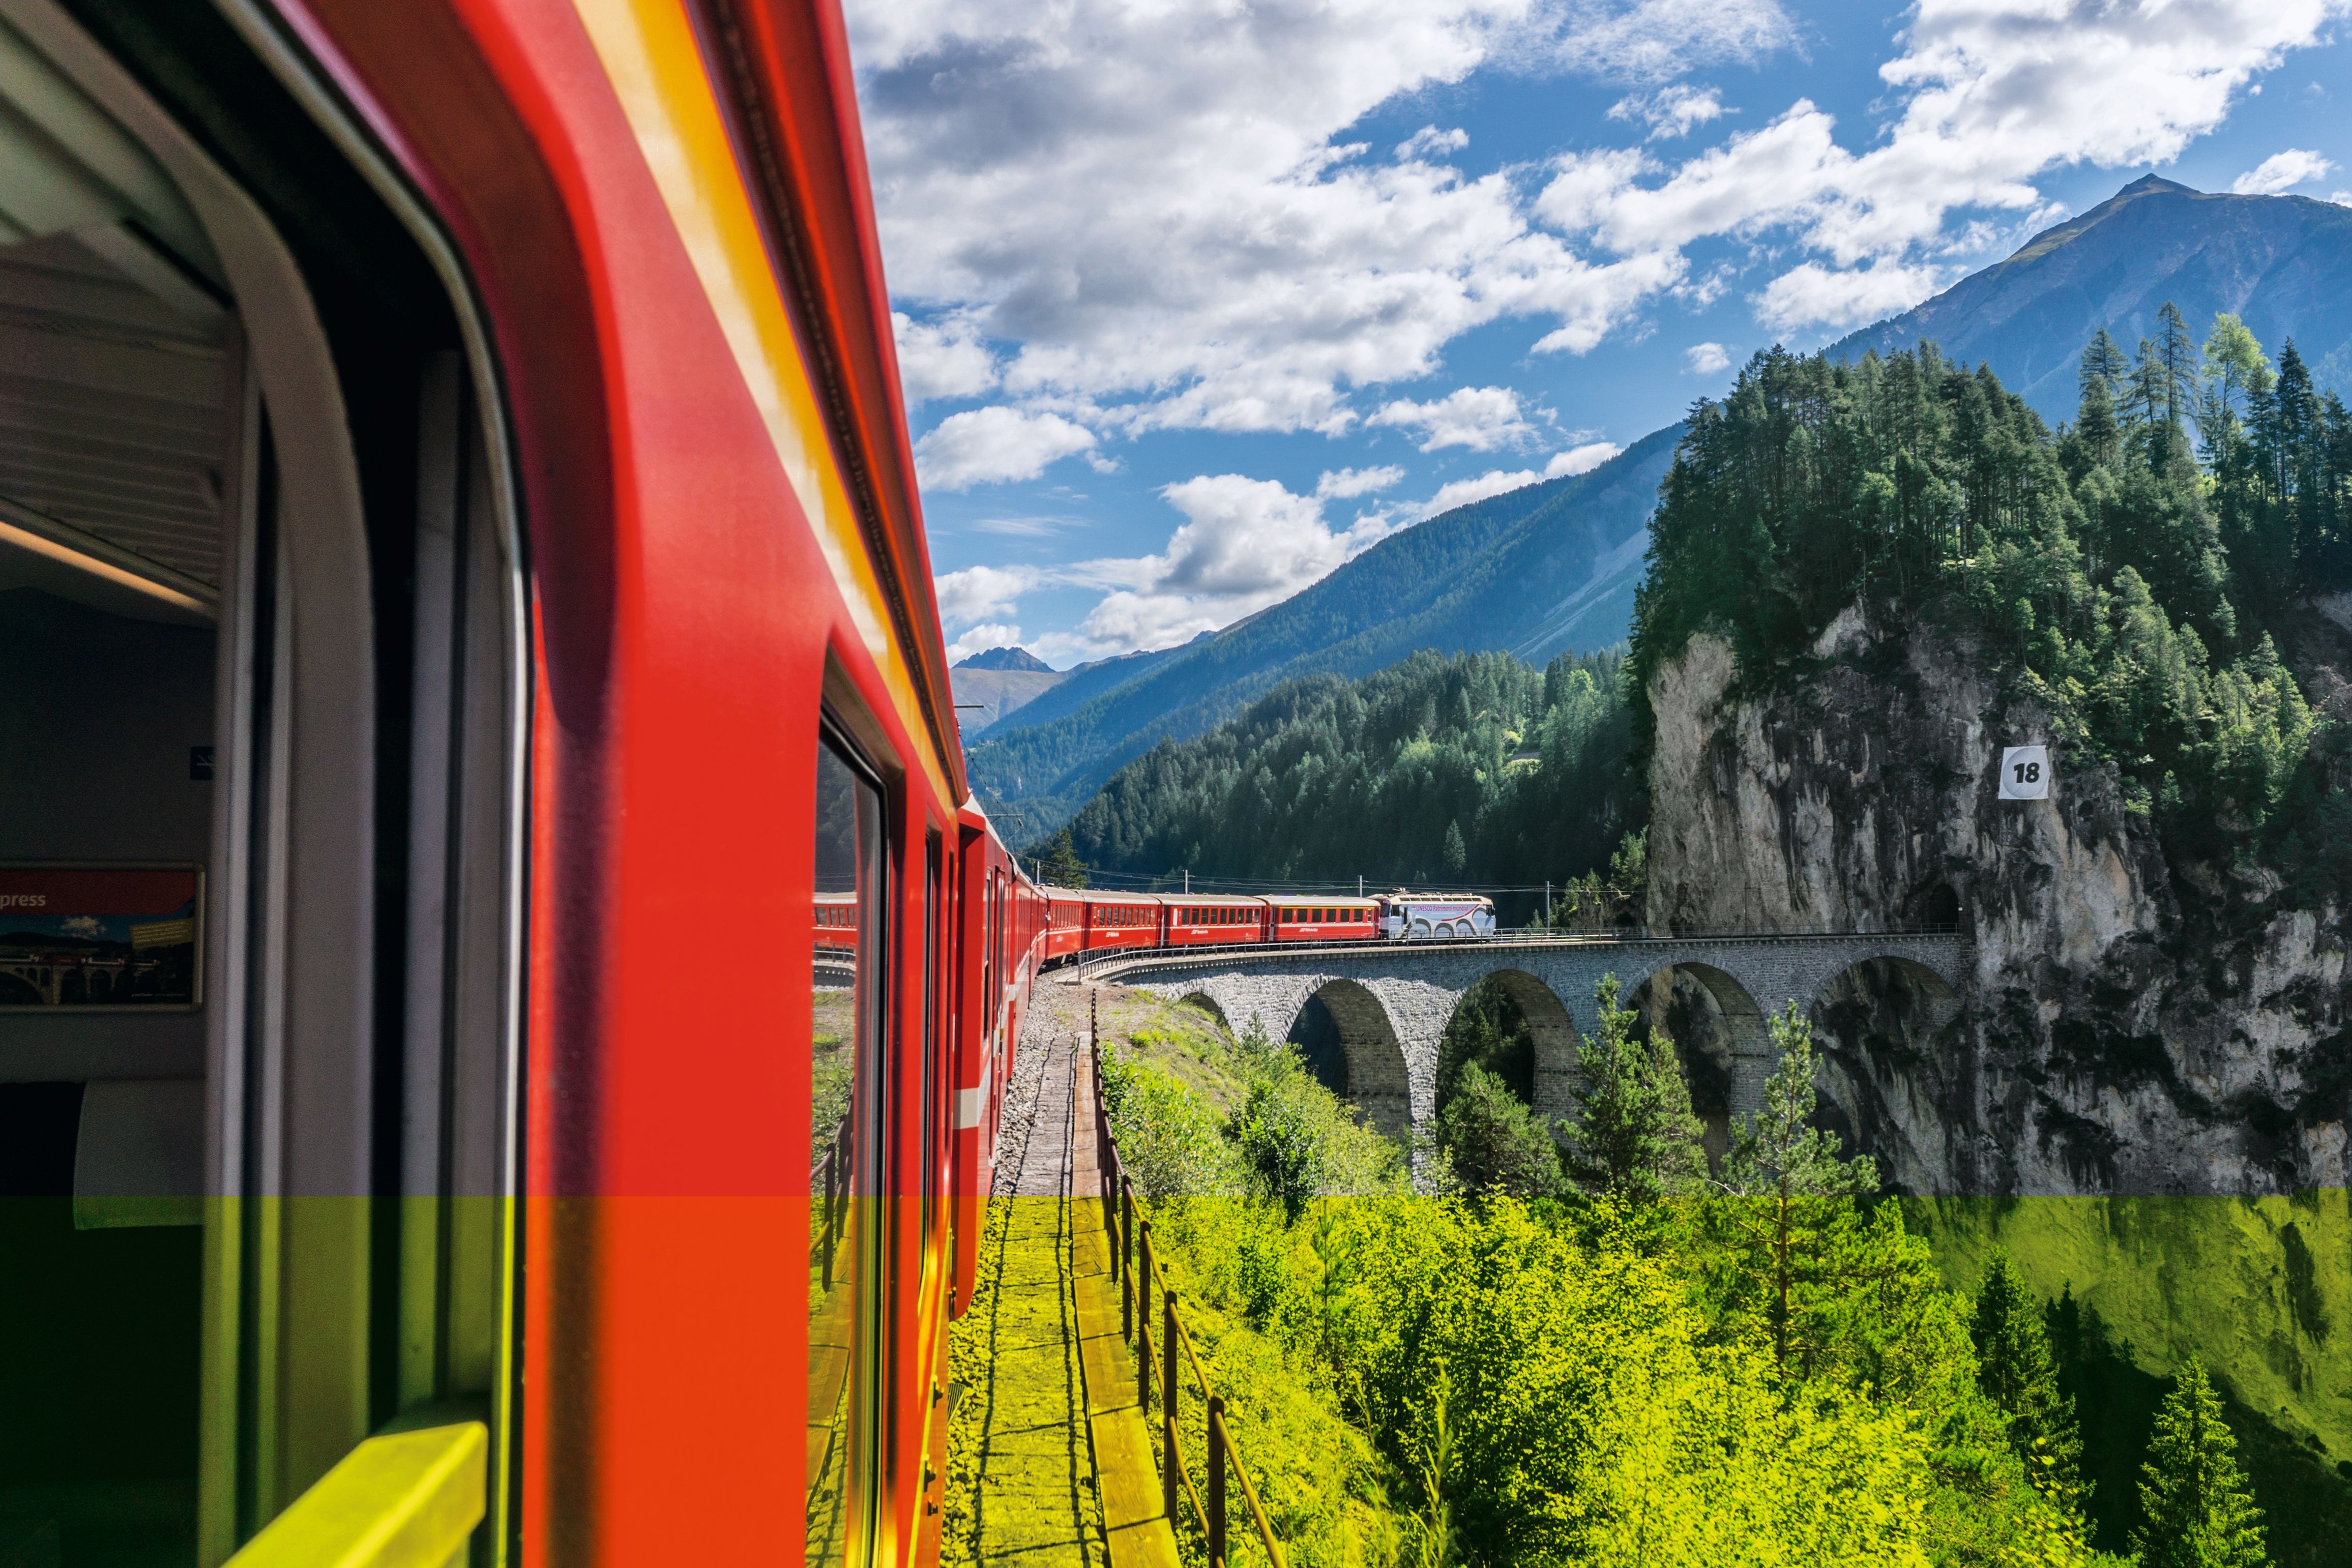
(1377, 893, 1496, 940)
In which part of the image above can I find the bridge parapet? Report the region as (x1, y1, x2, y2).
(1086, 931, 1971, 1138)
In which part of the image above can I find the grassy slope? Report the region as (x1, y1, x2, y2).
(1909, 1193, 2352, 1565)
(1094, 987, 1419, 1567)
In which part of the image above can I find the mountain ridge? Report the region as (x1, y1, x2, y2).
(1828, 173, 2352, 419)
(968, 424, 1680, 839)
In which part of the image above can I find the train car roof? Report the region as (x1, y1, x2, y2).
(1265, 894, 1377, 905)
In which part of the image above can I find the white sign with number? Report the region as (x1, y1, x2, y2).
(1999, 745, 2050, 800)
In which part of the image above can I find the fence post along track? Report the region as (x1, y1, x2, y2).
(1089, 989, 1288, 1568)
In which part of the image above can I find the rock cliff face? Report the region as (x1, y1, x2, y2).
(1644, 616, 2350, 1199)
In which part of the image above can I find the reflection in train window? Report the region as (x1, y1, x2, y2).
(808, 731, 884, 1567)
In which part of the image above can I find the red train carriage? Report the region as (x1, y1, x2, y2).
(1164, 895, 1272, 945)
(1077, 892, 1166, 954)
(0, 1, 1020, 1565)
(1044, 889, 1092, 961)
(1269, 898, 1381, 942)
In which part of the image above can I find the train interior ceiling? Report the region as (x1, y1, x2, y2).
(2, 4, 515, 1565)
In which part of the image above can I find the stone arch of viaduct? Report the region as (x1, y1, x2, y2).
(1104, 935, 1969, 1141)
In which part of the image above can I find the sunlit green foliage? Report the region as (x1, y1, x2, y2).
(1102, 1003, 2159, 1566)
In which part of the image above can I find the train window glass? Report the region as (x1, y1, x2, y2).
(921, 834, 940, 1244)
(810, 732, 885, 1568)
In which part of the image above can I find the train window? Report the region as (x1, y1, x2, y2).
(921, 834, 941, 1242)
(810, 730, 885, 1567)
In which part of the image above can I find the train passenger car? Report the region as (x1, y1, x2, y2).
(1077, 892, 1165, 955)
(0, 1, 1003, 1565)
(950, 811, 1050, 1311)
(1164, 895, 1272, 946)
(1268, 898, 1381, 942)
(1044, 889, 1091, 961)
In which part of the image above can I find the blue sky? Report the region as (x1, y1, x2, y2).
(843, 0, 2352, 668)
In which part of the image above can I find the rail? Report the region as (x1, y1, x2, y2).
(1088, 990, 1286, 1568)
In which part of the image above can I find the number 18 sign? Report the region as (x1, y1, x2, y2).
(2000, 745, 2050, 800)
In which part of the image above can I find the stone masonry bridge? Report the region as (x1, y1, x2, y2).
(1071, 932, 1970, 1144)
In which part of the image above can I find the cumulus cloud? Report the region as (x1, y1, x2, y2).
(1317, 465, 1407, 498)
(1396, 125, 1471, 160)
(1753, 260, 1946, 333)
(892, 311, 997, 404)
(1418, 441, 1623, 517)
(948, 623, 1024, 662)
(1544, 0, 1796, 81)
(1367, 386, 1537, 451)
(1607, 84, 1727, 140)
(846, 0, 1807, 442)
(1684, 341, 1732, 374)
(914, 407, 1097, 491)
(2233, 147, 2335, 194)
(934, 563, 1037, 628)
(935, 475, 1407, 662)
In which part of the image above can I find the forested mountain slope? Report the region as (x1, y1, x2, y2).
(971, 424, 1678, 838)
(1067, 648, 1640, 891)
(1830, 174, 2352, 422)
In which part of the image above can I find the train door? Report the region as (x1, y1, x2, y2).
(0, 4, 522, 1563)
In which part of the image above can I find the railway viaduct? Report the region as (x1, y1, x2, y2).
(1073, 932, 1971, 1144)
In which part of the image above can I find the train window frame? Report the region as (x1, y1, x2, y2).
(920, 832, 942, 1246)
(809, 714, 890, 1568)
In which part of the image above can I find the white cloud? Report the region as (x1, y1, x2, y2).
(1417, 441, 1623, 517)
(941, 474, 1409, 662)
(1684, 341, 1732, 374)
(1396, 125, 1471, 160)
(1544, 0, 1795, 81)
(1753, 259, 1946, 333)
(914, 407, 1097, 491)
(1547, 441, 1621, 476)
(948, 623, 1023, 662)
(934, 563, 1037, 628)
(892, 311, 997, 404)
(1317, 465, 1407, 498)
(2232, 147, 2335, 194)
(1367, 386, 1537, 452)
(846, 0, 1806, 441)
(1607, 84, 1727, 140)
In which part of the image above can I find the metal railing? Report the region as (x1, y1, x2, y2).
(1061, 920, 1970, 980)
(1089, 992, 1286, 1568)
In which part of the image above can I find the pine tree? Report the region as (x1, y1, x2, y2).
(1560, 973, 1707, 1202)
(1713, 1004, 1878, 1372)
(2077, 346, 2121, 469)
(1970, 1250, 2083, 1488)
(2131, 1356, 2268, 1568)
(1034, 825, 1089, 887)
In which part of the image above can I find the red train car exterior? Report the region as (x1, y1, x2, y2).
(1270, 897, 1381, 942)
(34, 0, 1041, 1561)
(1078, 893, 1165, 954)
(1164, 895, 1271, 946)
